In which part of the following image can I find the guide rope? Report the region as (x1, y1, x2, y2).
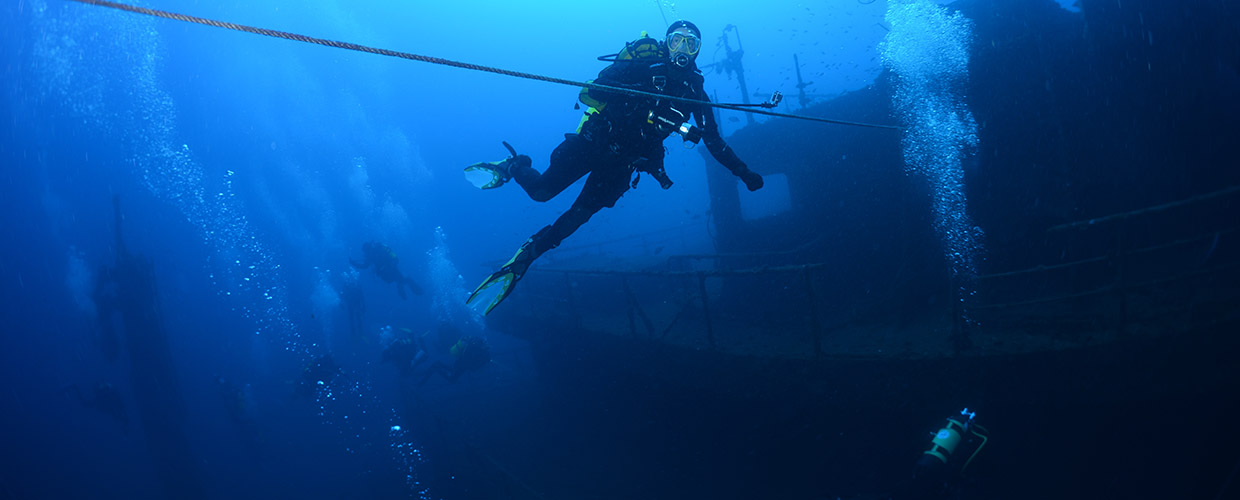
(68, 0, 903, 130)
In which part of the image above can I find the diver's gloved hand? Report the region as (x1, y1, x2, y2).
(739, 169, 764, 191)
(497, 141, 531, 177)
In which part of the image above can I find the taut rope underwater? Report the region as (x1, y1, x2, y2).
(68, 0, 903, 131)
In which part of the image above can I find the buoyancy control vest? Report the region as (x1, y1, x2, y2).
(576, 33, 702, 152)
(577, 32, 665, 114)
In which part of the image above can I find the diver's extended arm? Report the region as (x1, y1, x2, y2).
(695, 92, 764, 191)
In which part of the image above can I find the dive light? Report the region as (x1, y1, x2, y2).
(677, 123, 702, 144)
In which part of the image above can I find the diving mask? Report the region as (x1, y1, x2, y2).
(667, 31, 700, 67)
(668, 32, 701, 55)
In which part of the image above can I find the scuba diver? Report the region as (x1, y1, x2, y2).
(349, 241, 424, 300)
(294, 354, 344, 399)
(382, 322, 470, 378)
(463, 20, 765, 315)
(415, 335, 492, 386)
(895, 408, 990, 500)
(62, 382, 129, 431)
(429, 321, 465, 353)
(380, 327, 427, 376)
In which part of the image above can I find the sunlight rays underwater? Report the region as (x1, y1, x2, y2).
(29, 0, 985, 495)
(27, 0, 432, 495)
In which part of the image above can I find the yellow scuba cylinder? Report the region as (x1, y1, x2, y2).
(924, 408, 977, 464)
(576, 30, 666, 133)
(925, 417, 966, 463)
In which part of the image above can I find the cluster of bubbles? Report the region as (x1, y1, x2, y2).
(310, 375, 370, 447)
(28, 2, 430, 496)
(310, 267, 342, 346)
(654, 0, 682, 23)
(389, 413, 431, 497)
(348, 156, 417, 248)
(30, 0, 298, 348)
(880, 0, 984, 306)
(427, 226, 485, 332)
(299, 338, 429, 498)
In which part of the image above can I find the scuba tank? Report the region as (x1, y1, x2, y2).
(579, 31, 703, 147)
(923, 408, 988, 473)
(905, 408, 990, 499)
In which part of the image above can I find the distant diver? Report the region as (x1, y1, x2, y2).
(350, 241, 424, 300)
(415, 335, 492, 386)
(380, 327, 426, 376)
(62, 382, 129, 431)
(463, 20, 764, 315)
(382, 322, 465, 378)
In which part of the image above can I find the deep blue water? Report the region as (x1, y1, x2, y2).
(3, 0, 1239, 499)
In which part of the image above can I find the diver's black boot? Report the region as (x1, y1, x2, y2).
(463, 141, 531, 190)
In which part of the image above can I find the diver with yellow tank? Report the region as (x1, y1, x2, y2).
(462, 20, 765, 315)
(380, 322, 492, 385)
(897, 408, 990, 500)
(415, 335, 491, 386)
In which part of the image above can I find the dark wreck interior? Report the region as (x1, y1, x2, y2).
(402, 1, 1240, 498)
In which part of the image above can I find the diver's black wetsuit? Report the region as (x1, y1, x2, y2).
(509, 47, 757, 261)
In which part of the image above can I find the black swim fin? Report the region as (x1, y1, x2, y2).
(466, 239, 536, 316)
(463, 142, 527, 190)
